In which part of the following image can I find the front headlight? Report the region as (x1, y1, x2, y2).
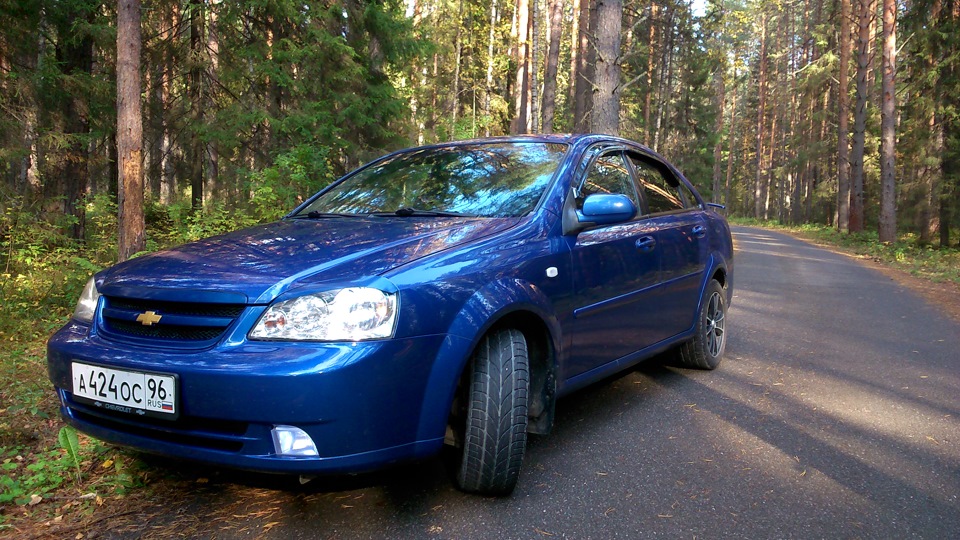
(249, 287, 397, 341)
(73, 277, 101, 324)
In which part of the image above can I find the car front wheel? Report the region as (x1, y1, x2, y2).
(674, 279, 727, 370)
(454, 328, 529, 496)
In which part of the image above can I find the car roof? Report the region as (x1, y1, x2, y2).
(400, 133, 661, 157)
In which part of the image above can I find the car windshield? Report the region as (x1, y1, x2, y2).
(295, 142, 568, 218)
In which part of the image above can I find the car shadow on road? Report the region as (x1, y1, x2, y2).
(115, 356, 688, 536)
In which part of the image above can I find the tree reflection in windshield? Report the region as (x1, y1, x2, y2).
(298, 142, 568, 218)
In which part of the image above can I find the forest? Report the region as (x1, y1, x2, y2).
(1, 0, 960, 271)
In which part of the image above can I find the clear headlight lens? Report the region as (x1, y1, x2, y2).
(250, 287, 397, 341)
(73, 277, 101, 323)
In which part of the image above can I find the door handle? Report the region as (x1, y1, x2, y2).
(692, 225, 706, 238)
(636, 236, 656, 252)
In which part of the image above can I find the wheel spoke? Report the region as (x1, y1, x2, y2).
(705, 292, 725, 356)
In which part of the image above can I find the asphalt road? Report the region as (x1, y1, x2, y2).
(132, 226, 960, 539)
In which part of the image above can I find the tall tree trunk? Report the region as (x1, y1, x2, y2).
(452, 0, 464, 136)
(878, 0, 897, 242)
(645, 3, 658, 146)
(653, 6, 675, 152)
(591, 0, 622, 135)
(117, 0, 144, 261)
(939, 0, 960, 247)
(754, 11, 768, 219)
(529, 0, 538, 133)
(849, 0, 872, 232)
(712, 70, 726, 203)
(573, 0, 594, 132)
(189, 0, 204, 212)
(918, 0, 943, 243)
(159, 2, 177, 204)
(512, 0, 531, 134)
(205, 3, 219, 204)
(724, 73, 738, 209)
(542, 0, 563, 133)
(837, 0, 852, 231)
(54, 6, 95, 241)
(569, 0, 581, 120)
(485, 0, 498, 136)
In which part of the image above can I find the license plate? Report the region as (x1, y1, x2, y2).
(71, 362, 178, 419)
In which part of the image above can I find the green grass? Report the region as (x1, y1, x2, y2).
(731, 218, 960, 286)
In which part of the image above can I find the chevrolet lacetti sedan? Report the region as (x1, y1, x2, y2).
(48, 134, 733, 495)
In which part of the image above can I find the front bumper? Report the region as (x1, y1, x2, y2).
(47, 321, 465, 474)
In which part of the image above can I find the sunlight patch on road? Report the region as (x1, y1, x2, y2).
(700, 355, 960, 506)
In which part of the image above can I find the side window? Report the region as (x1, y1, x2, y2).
(578, 152, 640, 211)
(629, 155, 684, 214)
(677, 181, 701, 209)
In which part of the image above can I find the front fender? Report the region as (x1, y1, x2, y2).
(414, 278, 562, 441)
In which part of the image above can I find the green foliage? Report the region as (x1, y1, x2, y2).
(247, 144, 338, 222)
(0, 447, 70, 506)
(58, 426, 82, 482)
(0, 193, 101, 342)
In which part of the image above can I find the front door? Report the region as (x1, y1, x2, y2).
(565, 149, 661, 380)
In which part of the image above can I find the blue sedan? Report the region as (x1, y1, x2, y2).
(48, 134, 733, 495)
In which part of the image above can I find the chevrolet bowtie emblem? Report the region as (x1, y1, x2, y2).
(136, 311, 162, 326)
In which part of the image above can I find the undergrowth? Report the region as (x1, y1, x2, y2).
(0, 190, 289, 532)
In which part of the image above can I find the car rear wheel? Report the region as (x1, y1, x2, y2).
(454, 328, 529, 496)
(674, 279, 727, 370)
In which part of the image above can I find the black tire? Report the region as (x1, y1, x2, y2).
(674, 279, 727, 370)
(454, 328, 529, 496)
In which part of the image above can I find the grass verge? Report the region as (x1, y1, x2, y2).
(731, 218, 960, 286)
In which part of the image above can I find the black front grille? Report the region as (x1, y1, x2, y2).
(100, 296, 247, 345)
(106, 298, 245, 318)
(106, 320, 226, 341)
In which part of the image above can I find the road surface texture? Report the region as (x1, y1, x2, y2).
(100, 226, 960, 539)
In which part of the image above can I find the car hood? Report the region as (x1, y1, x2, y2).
(96, 217, 519, 304)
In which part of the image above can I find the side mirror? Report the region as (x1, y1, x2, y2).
(577, 193, 637, 226)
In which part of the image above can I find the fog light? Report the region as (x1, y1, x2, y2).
(271, 425, 319, 457)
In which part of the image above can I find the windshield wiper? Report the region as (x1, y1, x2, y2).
(371, 207, 477, 218)
(293, 210, 360, 219)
